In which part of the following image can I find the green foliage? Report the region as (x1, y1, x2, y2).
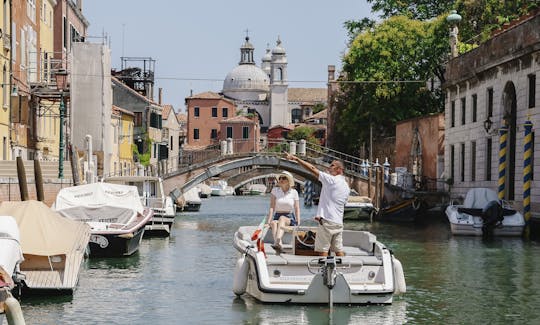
(312, 103, 326, 114)
(131, 134, 152, 167)
(287, 126, 322, 146)
(334, 15, 446, 153)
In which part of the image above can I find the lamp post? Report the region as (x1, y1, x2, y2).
(55, 69, 68, 179)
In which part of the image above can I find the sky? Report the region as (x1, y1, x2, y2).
(84, 0, 375, 112)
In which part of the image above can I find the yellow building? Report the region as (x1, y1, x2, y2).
(0, 1, 11, 160)
(36, 0, 60, 160)
(112, 106, 135, 176)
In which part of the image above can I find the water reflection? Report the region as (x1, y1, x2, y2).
(232, 296, 408, 324)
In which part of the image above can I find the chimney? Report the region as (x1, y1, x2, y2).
(158, 88, 163, 105)
(328, 65, 335, 82)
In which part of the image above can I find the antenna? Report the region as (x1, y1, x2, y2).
(122, 23, 126, 57)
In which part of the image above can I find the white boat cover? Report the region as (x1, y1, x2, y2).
(0, 201, 90, 256)
(54, 182, 144, 225)
(197, 183, 212, 196)
(463, 188, 498, 209)
(182, 187, 201, 203)
(0, 216, 24, 278)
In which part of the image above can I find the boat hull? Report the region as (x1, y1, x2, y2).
(376, 199, 422, 222)
(446, 206, 525, 236)
(232, 226, 404, 305)
(89, 226, 145, 257)
(176, 201, 201, 212)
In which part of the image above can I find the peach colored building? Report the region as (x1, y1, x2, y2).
(185, 91, 235, 148)
(394, 113, 445, 187)
(219, 116, 260, 153)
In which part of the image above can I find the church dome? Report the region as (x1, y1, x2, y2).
(222, 64, 269, 101)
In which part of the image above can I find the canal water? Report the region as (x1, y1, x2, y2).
(16, 195, 540, 324)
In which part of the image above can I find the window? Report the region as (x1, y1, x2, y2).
(226, 126, 233, 138)
(194, 107, 200, 117)
(461, 97, 466, 125)
(486, 138, 492, 181)
(222, 108, 228, 118)
(487, 88, 493, 118)
(292, 108, 302, 123)
(210, 129, 217, 139)
(529, 74, 536, 108)
(451, 101, 455, 127)
(193, 128, 199, 140)
(242, 126, 249, 139)
(134, 112, 142, 126)
(460, 143, 465, 182)
(212, 107, 217, 117)
(471, 141, 476, 181)
(170, 136, 173, 151)
(472, 94, 477, 123)
(63, 16, 67, 48)
(450, 145, 455, 182)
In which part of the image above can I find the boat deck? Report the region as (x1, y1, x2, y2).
(21, 225, 90, 293)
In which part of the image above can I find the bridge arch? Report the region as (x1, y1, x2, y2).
(179, 156, 319, 194)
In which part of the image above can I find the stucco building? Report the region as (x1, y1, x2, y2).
(443, 10, 539, 212)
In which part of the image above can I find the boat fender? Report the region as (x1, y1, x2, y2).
(5, 292, 26, 325)
(392, 256, 407, 294)
(232, 255, 249, 296)
(118, 233, 134, 239)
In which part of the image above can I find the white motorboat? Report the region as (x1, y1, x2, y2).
(0, 201, 90, 294)
(445, 188, 525, 236)
(54, 183, 153, 257)
(0, 216, 23, 288)
(244, 183, 267, 196)
(344, 191, 375, 219)
(196, 183, 212, 198)
(232, 225, 406, 305)
(0, 216, 25, 325)
(210, 180, 233, 196)
(104, 176, 176, 236)
(172, 187, 202, 212)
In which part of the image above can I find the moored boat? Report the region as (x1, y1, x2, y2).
(446, 188, 525, 237)
(0, 201, 90, 295)
(0, 216, 24, 316)
(103, 176, 175, 237)
(232, 225, 406, 305)
(172, 187, 202, 212)
(54, 183, 153, 257)
(344, 191, 375, 220)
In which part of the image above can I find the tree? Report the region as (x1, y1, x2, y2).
(334, 15, 447, 153)
(287, 126, 318, 145)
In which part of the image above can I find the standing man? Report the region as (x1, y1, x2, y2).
(285, 153, 350, 256)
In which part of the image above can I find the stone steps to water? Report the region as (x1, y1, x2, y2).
(0, 160, 73, 180)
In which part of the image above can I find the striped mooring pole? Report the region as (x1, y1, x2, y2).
(304, 180, 313, 207)
(523, 120, 533, 224)
(498, 125, 508, 200)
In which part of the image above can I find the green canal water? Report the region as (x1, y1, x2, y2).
(16, 195, 540, 324)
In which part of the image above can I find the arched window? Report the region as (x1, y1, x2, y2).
(291, 108, 302, 123)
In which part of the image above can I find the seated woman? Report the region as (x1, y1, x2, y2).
(266, 171, 300, 251)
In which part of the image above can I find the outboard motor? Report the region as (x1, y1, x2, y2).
(481, 200, 504, 237)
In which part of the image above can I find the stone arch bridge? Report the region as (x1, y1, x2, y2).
(161, 152, 379, 205)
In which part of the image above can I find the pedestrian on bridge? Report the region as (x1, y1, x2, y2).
(266, 171, 300, 252)
(285, 153, 349, 256)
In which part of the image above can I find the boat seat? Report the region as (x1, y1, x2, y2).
(342, 231, 376, 253)
(341, 246, 371, 256)
(277, 254, 382, 266)
(265, 254, 288, 266)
